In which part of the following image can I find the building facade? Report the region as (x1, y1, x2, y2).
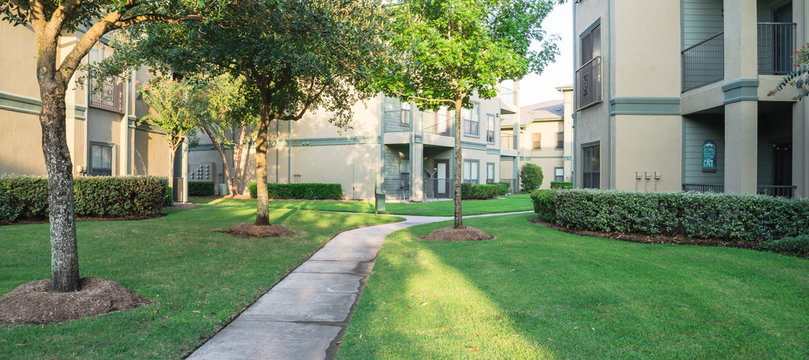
(573, 0, 809, 197)
(191, 89, 520, 200)
(0, 23, 175, 187)
(503, 85, 574, 189)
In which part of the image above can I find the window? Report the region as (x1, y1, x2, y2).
(577, 21, 602, 109)
(463, 160, 479, 184)
(486, 114, 496, 143)
(424, 107, 451, 136)
(582, 144, 600, 189)
(400, 102, 411, 125)
(532, 133, 541, 149)
(554, 167, 564, 182)
(486, 163, 495, 184)
(463, 103, 479, 136)
(90, 144, 113, 176)
(581, 23, 601, 64)
(556, 131, 564, 150)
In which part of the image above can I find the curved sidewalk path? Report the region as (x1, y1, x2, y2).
(187, 211, 531, 360)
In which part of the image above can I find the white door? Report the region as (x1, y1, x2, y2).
(436, 161, 447, 195)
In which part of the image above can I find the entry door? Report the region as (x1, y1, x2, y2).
(435, 160, 449, 198)
(773, 143, 792, 186)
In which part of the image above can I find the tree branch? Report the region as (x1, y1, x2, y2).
(281, 80, 327, 121)
(114, 14, 205, 28)
(46, 0, 82, 36)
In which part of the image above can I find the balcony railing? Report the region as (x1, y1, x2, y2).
(500, 134, 517, 150)
(575, 56, 602, 110)
(423, 177, 452, 199)
(757, 185, 796, 198)
(682, 183, 724, 193)
(758, 22, 797, 75)
(681, 33, 724, 92)
(500, 84, 515, 105)
(384, 108, 411, 133)
(89, 75, 125, 113)
(382, 177, 410, 199)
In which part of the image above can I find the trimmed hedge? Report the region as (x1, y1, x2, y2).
(1, 175, 169, 222)
(248, 182, 342, 200)
(761, 235, 809, 257)
(530, 189, 557, 222)
(543, 189, 809, 243)
(461, 183, 506, 200)
(550, 181, 573, 189)
(520, 163, 543, 192)
(188, 181, 215, 196)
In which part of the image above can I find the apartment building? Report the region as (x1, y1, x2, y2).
(573, 0, 808, 197)
(502, 85, 574, 189)
(0, 22, 175, 189)
(191, 89, 520, 200)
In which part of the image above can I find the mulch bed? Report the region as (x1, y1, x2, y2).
(0, 277, 153, 324)
(527, 217, 759, 250)
(421, 226, 495, 242)
(218, 223, 296, 239)
(163, 203, 199, 210)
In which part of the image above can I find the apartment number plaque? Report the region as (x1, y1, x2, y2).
(702, 140, 717, 172)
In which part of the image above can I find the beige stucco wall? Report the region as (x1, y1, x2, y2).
(613, 0, 680, 98)
(292, 95, 383, 138)
(133, 129, 171, 177)
(0, 110, 46, 175)
(613, 115, 682, 192)
(0, 23, 39, 99)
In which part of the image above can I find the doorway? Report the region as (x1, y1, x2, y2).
(773, 143, 792, 186)
(434, 159, 449, 198)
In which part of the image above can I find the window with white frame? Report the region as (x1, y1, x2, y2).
(486, 114, 496, 143)
(463, 160, 479, 184)
(554, 167, 564, 182)
(90, 144, 113, 176)
(463, 103, 479, 136)
(486, 163, 495, 184)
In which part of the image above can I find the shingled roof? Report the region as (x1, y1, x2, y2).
(521, 99, 564, 122)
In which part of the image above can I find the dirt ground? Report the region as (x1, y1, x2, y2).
(218, 223, 296, 238)
(421, 226, 495, 241)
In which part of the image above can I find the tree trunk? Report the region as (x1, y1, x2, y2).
(254, 97, 272, 226)
(232, 125, 247, 195)
(39, 74, 80, 292)
(168, 149, 175, 202)
(203, 126, 236, 196)
(453, 98, 464, 229)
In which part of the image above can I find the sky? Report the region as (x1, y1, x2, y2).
(519, 1, 573, 106)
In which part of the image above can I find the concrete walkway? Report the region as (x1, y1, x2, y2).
(187, 211, 531, 360)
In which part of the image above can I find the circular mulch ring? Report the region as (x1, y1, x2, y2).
(218, 223, 296, 239)
(421, 226, 494, 241)
(0, 277, 153, 324)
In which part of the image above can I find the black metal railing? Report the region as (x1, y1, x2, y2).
(682, 33, 724, 92)
(486, 130, 495, 143)
(384, 109, 411, 132)
(89, 74, 125, 113)
(758, 22, 797, 75)
(423, 177, 452, 199)
(500, 134, 517, 150)
(382, 177, 410, 199)
(682, 183, 725, 193)
(575, 56, 602, 110)
(757, 185, 796, 198)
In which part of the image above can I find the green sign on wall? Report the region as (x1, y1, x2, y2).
(702, 140, 717, 172)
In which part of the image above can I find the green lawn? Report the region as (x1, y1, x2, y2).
(192, 193, 532, 216)
(0, 199, 401, 359)
(338, 214, 809, 359)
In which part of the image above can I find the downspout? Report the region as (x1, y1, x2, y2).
(572, 2, 578, 188)
(607, 0, 614, 189)
(287, 120, 291, 183)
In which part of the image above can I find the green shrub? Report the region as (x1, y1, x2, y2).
(553, 189, 809, 242)
(164, 186, 174, 206)
(520, 163, 543, 192)
(496, 182, 509, 195)
(550, 181, 573, 189)
(248, 182, 343, 200)
(530, 189, 557, 222)
(461, 183, 500, 200)
(188, 181, 215, 196)
(0, 175, 169, 222)
(762, 235, 809, 257)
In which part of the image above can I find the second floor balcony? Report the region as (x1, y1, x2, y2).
(681, 22, 796, 92)
(575, 56, 602, 110)
(500, 134, 517, 150)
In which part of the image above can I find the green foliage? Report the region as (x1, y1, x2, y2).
(761, 235, 809, 258)
(520, 163, 543, 192)
(138, 76, 203, 152)
(248, 183, 343, 200)
(188, 181, 215, 196)
(769, 43, 809, 100)
(530, 189, 557, 222)
(550, 181, 573, 189)
(461, 183, 501, 200)
(553, 190, 809, 242)
(495, 182, 509, 195)
(0, 176, 168, 222)
(165, 186, 174, 206)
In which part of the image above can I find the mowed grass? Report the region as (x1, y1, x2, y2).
(0, 199, 401, 359)
(192, 193, 532, 216)
(337, 214, 809, 359)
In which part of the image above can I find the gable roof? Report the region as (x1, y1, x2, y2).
(521, 99, 564, 122)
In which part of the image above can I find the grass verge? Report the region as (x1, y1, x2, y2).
(191, 193, 532, 216)
(337, 214, 809, 359)
(0, 199, 401, 359)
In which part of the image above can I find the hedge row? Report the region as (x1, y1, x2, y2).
(461, 183, 508, 199)
(550, 181, 573, 189)
(188, 181, 215, 196)
(1, 176, 169, 222)
(248, 182, 342, 200)
(532, 189, 809, 243)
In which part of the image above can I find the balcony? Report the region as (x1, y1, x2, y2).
(500, 134, 517, 150)
(681, 22, 796, 92)
(423, 111, 453, 137)
(575, 56, 602, 110)
(89, 75, 125, 113)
